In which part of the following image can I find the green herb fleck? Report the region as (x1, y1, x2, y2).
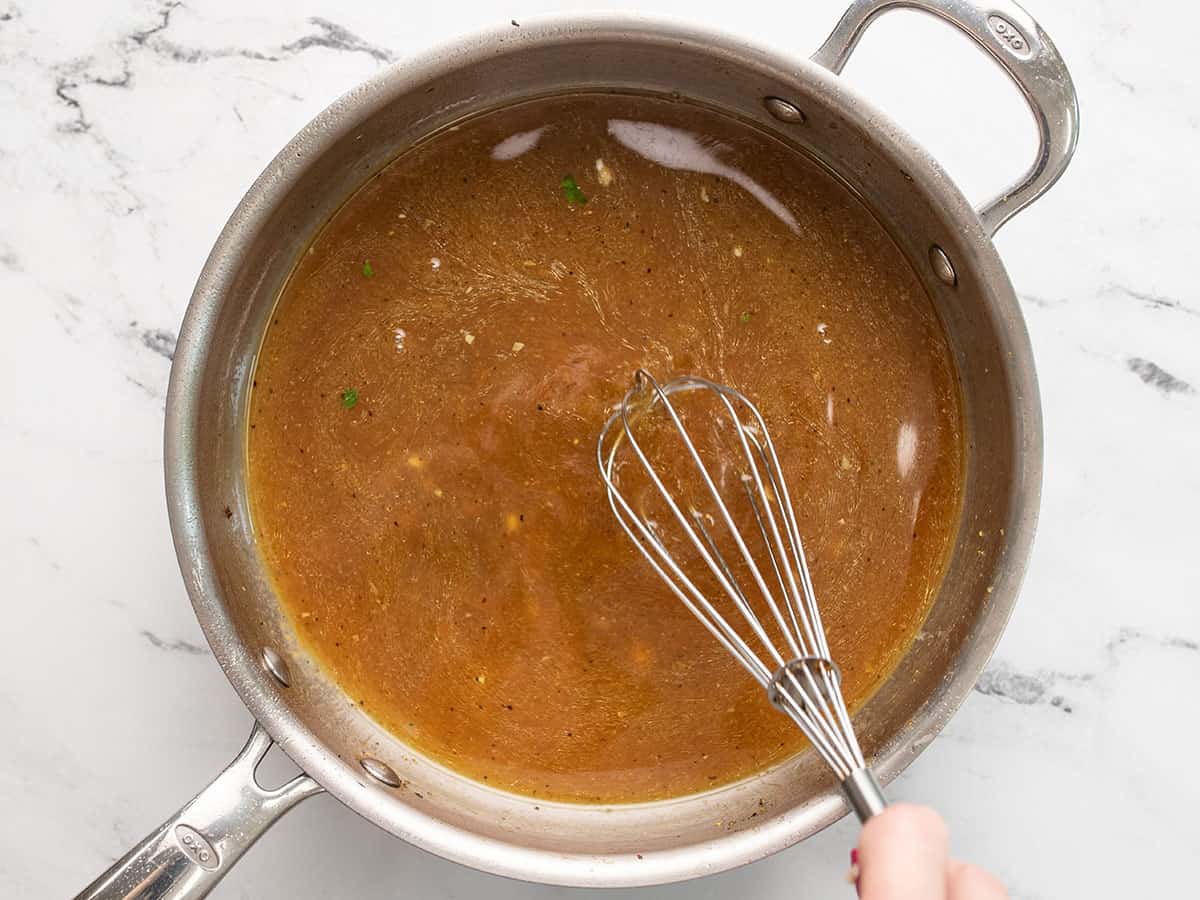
(340, 388, 359, 409)
(740, 311, 752, 324)
(362, 260, 374, 278)
(560, 175, 587, 205)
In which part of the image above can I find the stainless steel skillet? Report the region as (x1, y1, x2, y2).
(79, 1, 1077, 895)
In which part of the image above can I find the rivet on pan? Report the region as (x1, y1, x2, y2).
(361, 757, 402, 787)
(929, 245, 957, 286)
(261, 646, 291, 687)
(763, 97, 806, 124)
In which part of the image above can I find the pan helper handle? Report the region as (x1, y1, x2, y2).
(811, 0, 1079, 236)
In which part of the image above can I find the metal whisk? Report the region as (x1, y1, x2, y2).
(597, 370, 886, 820)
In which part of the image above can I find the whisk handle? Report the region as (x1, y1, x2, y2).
(842, 768, 887, 821)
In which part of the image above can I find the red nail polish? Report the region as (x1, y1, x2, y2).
(849, 847, 861, 897)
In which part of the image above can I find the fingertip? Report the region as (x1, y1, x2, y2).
(860, 804, 949, 854)
(857, 806, 949, 899)
(948, 862, 1008, 899)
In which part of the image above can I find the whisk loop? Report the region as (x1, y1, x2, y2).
(597, 370, 886, 820)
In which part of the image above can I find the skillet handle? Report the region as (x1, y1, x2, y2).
(811, 0, 1079, 236)
(74, 723, 322, 900)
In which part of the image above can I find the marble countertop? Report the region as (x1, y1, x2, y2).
(3, 0, 1197, 897)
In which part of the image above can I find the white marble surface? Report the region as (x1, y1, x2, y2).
(2, 0, 1198, 897)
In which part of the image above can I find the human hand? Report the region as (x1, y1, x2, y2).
(854, 804, 1007, 899)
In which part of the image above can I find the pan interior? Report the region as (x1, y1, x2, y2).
(243, 92, 965, 805)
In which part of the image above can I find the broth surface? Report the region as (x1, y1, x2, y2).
(247, 95, 963, 802)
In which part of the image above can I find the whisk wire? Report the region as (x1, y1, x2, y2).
(601, 370, 819, 683)
(616, 379, 788, 673)
(733, 412, 861, 768)
(699, 388, 808, 664)
(742, 418, 829, 661)
(597, 369, 886, 821)
(601, 456, 774, 684)
(739, 443, 816, 660)
(633, 381, 794, 670)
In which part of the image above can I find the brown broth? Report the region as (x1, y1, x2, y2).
(247, 95, 964, 803)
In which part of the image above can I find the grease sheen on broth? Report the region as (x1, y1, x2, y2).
(247, 95, 964, 803)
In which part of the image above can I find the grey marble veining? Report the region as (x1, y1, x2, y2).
(2, 1, 1198, 898)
